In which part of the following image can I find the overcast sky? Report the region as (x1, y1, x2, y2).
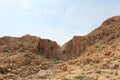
(0, 0, 120, 45)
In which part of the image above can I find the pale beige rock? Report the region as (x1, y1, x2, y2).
(0, 74, 4, 80)
(98, 76, 110, 80)
(36, 70, 50, 79)
(102, 58, 111, 63)
(118, 71, 120, 77)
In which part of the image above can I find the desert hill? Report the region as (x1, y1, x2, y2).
(60, 16, 120, 60)
(0, 16, 120, 80)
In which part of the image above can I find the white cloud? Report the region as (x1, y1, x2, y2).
(115, 5, 120, 10)
(60, 5, 81, 31)
(0, 9, 7, 24)
(7, 0, 18, 3)
(22, 0, 30, 10)
(0, 0, 19, 5)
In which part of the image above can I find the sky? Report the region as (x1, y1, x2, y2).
(0, 0, 120, 45)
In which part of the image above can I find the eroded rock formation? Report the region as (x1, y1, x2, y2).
(0, 34, 60, 59)
(59, 16, 120, 60)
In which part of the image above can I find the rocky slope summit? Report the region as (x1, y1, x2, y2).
(0, 34, 60, 59)
(0, 16, 120, 80)
(50, 16, 120, 80)
(60, 16, 120, 60)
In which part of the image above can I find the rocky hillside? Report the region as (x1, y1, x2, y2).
(60, 16, 120, 60)
(0, 16, 120, 80)
(0, 34, 60, 59)
(0, 34, 60, 79)
(50, 16, 120, 80)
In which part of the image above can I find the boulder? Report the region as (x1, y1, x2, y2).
(98, 76, 110, 80)
(0, 74, 4, 80)
(36, 70, 50, 79)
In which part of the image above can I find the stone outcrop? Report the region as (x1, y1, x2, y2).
(38, 39, 60, 59)
(0, 34, 60, 59)
(57, 36, 91, 60)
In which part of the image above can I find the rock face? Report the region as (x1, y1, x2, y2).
(58, 16, 120, 60)
(57, 36, 91, 60)
(0, 16, 120, 61)
(0, 34, 60, 59)
(38, 39, 60, 59)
